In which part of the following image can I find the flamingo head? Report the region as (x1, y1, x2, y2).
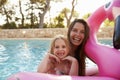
(104, 0, 120, 20)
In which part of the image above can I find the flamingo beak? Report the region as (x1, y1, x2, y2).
(113, 15, 120, 49)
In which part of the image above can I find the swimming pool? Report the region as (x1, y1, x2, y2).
(0, 38, 112, 80)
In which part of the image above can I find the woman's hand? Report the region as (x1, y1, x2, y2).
(62, 56, 79, 76)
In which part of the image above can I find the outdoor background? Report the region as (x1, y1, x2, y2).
(0, 0, 113, 28)
(0, 0, 113, 38)
(0, 1, 115, 80)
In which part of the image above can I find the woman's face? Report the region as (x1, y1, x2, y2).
(70, 22, 85, 47)
(53, 38, 69, 59)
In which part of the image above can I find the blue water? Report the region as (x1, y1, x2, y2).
(0, 39, 112, 80)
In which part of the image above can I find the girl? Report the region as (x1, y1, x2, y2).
(37, 35, 79, 76)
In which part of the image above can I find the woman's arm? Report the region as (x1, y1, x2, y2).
(63, 56, 79, 76)
(85, 58, 99, 76)
(85, 66, 98, 76)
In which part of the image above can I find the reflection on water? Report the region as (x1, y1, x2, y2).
(0, 45, 6, 51)
(0, 39, 50, 80)
(0, 39, 112, 80)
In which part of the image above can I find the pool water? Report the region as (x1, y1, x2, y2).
(0, 39, 112, 80)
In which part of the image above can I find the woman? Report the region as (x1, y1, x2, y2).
(67, 19, 98, 76)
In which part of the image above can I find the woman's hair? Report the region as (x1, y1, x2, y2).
(50, 35, 70, 54)
(67, 19, 90, 76)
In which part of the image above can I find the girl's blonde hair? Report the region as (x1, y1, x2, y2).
(49, 35, 70, 55)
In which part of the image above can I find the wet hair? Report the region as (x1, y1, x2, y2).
(50, 35, 70, 55)
(67, 19, 90, 76)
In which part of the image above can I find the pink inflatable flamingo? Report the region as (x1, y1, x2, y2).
(85, 0, 120, 79)
(7, 0, 120, 80)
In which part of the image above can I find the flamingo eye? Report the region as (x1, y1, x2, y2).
(105, 1, 111, 8)
(104, 0, 113, 10)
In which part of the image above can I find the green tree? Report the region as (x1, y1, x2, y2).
(53, 13, 65, 28)
(29, 0, 50, 28)
(25, 1, 38, 28)
(61, 0, 78, 28)
(82, 13, 91, 20)
(103, 19, 114, 27)
(2, 22, 17, 29)
(0, 0, 7, 7)
(18, 0, 25, 27)
(0, 0, 15, 26)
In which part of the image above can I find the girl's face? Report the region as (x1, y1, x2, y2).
(70, 22, 85, 47)
(53, 38, 69, 59)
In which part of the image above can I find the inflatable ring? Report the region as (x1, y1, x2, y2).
(85, 0, 120, 79)
(7, 72, 117, 80)
(7, 0, 120, 80)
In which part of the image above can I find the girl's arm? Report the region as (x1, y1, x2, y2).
(37, 54, 51, 73)
(63, 56, 79, 76)
(37, 53, 60, 73)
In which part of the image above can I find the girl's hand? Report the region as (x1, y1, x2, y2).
(48, 53, 60, 64)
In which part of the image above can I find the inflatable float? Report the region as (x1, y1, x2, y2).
(7, 0, 120, 80)
(85, 0, 120, 79)
(8, 72, 117, 80)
